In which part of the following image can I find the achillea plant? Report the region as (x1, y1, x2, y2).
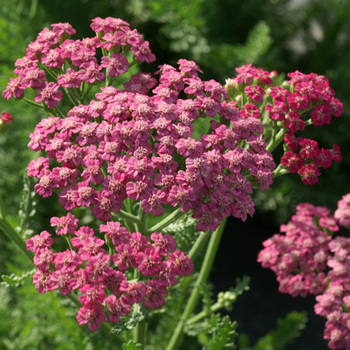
(259, 194, 350, 349)
(1, 16, 345, 349)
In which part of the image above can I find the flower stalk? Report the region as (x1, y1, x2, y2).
(165, 217, 227, 350)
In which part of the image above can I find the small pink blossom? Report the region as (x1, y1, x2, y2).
(3, 77, 25, 100)
(26, 230, 54, 254)
(35, 82, 63, 107)
(76, 303, 105, 331)
(101, 53, 129, 77)
(1, 112, 12, 124)
(50, 213, 79, 235)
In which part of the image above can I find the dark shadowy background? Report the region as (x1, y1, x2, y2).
(1, 0, 350, 348)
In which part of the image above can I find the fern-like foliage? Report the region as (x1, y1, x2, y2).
(122, 340, 142, 350)
(1, 268, 36, 288)
(17, 176, 37, 237)
(253, 311, 307, 350)
(163, 210, 199, 252)
(185, 313, 237, 349)
(110, 303, 147, 335)
(203, 316, 238, 350)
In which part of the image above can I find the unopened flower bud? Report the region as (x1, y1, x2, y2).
(1, 112, 12, 124)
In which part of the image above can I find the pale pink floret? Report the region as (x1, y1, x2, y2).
(34, 171, 54, 197)
(3, 77, 24, 100)
(50, 270, 72, 296)
(41, 48, 65, 68)
(51, 22, 76, 36)
(26, 230, 54, 254)
(33, 248, 55, 272)
(129, 232, 149, 251)
(78, 61, 105, 83)
(76, 303, 105, 331)
(101, 53, 129, 77)
(27, 157, 50, 178)
(54, 249, 82, 273)
(143, 279, 167, 309)
(35, 82, 63, 108)
(105, 295, 131, 323)
(20, 67, 46, 89)
(177, 58, 203, 77)
(334, 194, 350, 227)
(131, 40, 156, 63)
(112, 244, 137, 271)
(50, 212, 79, 235)
(57, 68, 82, 88)
(33, 270, 56, 294)
(136, 248, 162, 276)
(119, 281, 147, 305)
(100, 221, 129, 247)
(150, 232, 176, 256)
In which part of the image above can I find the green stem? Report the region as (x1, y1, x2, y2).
(165, 217, 227, 350)
(147, 208, 184, 234)
(186, 301, 223, 325)
(137, 205, 148, 234)
(65, 235, 73, 250)
(273, 163, 290, 178)
(133, 318, 147, 346)
(266, 127, 286, 153)
(81, 84, 93, 103)
(188, 230, 212, 261)
(165, 275, 192, 344)
(0, 215, 33, 263)
(112, 209, 140, 226)
(44, 66, 59, 80)
(49, 107, 65, 119)
(22, 97, 46, 109)
(65, 88, 81, 106)
(164, 230, 212, 344)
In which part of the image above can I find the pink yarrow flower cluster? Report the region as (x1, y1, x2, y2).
(258, 203, 335, 297)
(2, 18, 155, 107)
(18, 20, 282, 232)
(258, 195, 350, 349)
(27, 215, 192, 331)
(227, 65, 343, 185)
(334, 194, 350, 227)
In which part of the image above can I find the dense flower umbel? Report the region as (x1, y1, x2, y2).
(258, 203, 335, 297)
(5, 19, 342, 228)
(27, 216, 192, 331)
(13, 20, 284, 230)
(227, 65, 342, 185)
(258, 195, 350, 349)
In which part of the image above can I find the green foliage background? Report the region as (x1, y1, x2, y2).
(0, 0, 349, 349)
